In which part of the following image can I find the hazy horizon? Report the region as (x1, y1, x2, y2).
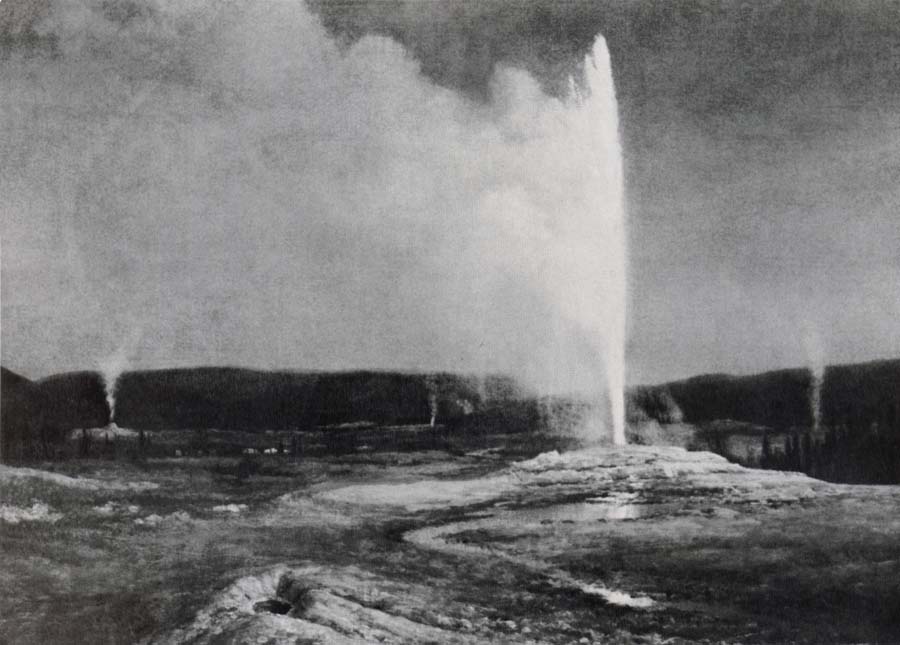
(3, 0, 899, 387)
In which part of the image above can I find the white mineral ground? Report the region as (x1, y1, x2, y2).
(153, 445, 869, 644)
(0, 463, 158, 491)
(0, 502, 62, 525)
(67, 423, 139, 441)
(319, 445, 826, 511)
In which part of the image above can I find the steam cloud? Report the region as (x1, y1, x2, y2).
(2, 0, 627, 435)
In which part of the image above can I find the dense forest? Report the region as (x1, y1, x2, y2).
(0, 366, 527, 461)
(641, 359, 900, 484)
(641, 359, 900, 431)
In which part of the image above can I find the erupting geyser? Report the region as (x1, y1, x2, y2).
(97, 327, 142, 425)
(555, 36, 627, 445)
(98, 343, 133, 425)
(483, 35, 625, 445)
(98, 360, 124, 425)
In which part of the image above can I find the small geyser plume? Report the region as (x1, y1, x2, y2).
(810, 367, 824, 433)
(97, 328, 142, 425)
(98, 350, 127, 425)
(801, 325, 825, 433)
(426, 375, 439, 427)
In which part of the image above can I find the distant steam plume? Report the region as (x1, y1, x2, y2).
(98, 327, 142, 424)
(801, 323, 826, 433)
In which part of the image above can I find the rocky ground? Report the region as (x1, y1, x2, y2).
(2, 445, 900, 643)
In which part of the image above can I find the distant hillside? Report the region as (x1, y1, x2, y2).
(1, 366, 30, 389)
(1, 367, 33, 460)
(35, 370, 109, 430)
(2, 368, 109, 459)
(636, 358, 900, 431)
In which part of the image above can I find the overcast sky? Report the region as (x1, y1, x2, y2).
(2, 0, 899, 385)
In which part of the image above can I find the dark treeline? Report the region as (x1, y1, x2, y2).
(652, 358, 900, 431)
(1, 367, 35, 460)
(755, 410, 900, 485)
(6, 358, 900, 482)
(694, 419, 900, 485)
(0, 366, 529, 462)
(635, 358, 900, 485)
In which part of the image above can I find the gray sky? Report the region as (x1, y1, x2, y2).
(2, 0, 899, 385)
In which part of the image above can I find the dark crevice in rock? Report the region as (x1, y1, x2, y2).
(253, 598, 292, 615)
(253, 573, 318, 618)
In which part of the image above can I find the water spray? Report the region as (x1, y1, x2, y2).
(562, 36, 627, 445)
(801, 323, 825, 434)
(426, 375, 438, 427)
(98, 326, 142, 426)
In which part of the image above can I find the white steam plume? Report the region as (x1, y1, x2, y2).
(4, 1, 628, 443)
(801, 322, 826, 433)
(98, 326, 142, 424)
